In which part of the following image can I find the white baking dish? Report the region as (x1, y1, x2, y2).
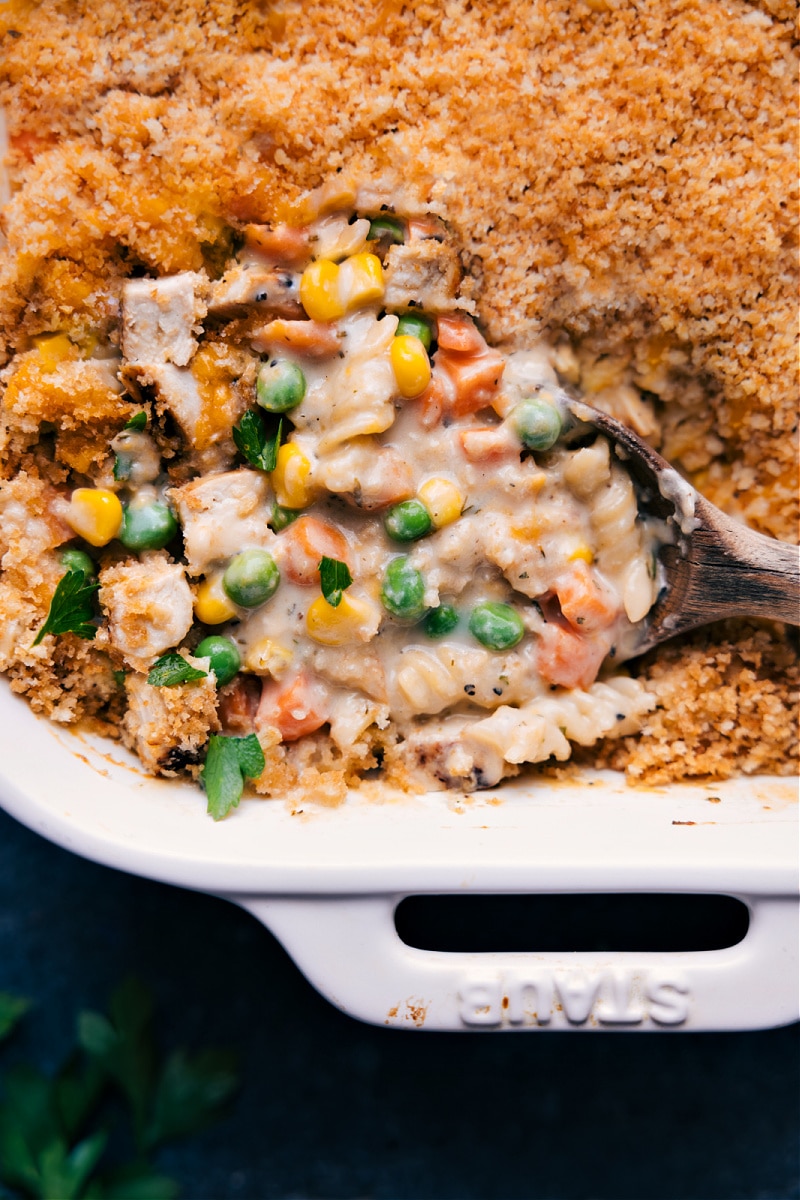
(0, 680, 796, 1032)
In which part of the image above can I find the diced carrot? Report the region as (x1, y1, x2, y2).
(535, 624, 609, 690)
(435, 314, 486, 355)
(458, 426, 517, 463)
(256, 672, 330, 742)
(553, 561, 620, 634)
(278, 515, 353, 586)
(218, 675, 261, 734)
(244, 223, 310, 266)
(415, 373, 449, 430)
(437, 346, 505, 416)
(251, 319, 341, 358)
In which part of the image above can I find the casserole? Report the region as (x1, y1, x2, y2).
(1, 0, 796, 1032)
(0, 678, 796, 1031)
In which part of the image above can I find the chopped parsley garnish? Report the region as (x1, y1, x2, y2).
(33, 569, 100, 645)
(319, 556, 352, 608)
(232, 410, 283, 473)
(113, 452, 133, 481)
(124, 410, 148, 431)
(147, 652, 208, 687)
(201, 734, 265, 821)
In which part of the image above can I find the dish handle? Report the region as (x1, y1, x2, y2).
(229, 893, 799, 1032)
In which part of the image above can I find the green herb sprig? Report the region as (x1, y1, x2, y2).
(319, 556, 353, 608)
(33, 570, 100, 646)
(232, 410, 283, 473)
(201, 734, 265, 821)
(0, 979, 239, 1200)
(123, 411, 148, 432)
(147, 652, 208, 688)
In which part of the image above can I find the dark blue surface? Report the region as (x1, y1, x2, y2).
(1, 807, 797, 1200)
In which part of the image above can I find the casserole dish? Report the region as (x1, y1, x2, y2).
(0, 678, 796, 1032)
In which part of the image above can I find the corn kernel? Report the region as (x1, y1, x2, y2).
(33, 332, 74, 372)
(195, 574, 238, 625)
(510, 515, 544, 542)
(338, 252, 384, 311)
(293, 175, 358, 223)
(568, 544, 595, 564)
(526, 471, 548, 496)
(306, 592, 378, 646)
(244, 637, 293, 677)
(299, 259, 345, 322)
(272, 443, 313, 508)
(66, 488, 123, 547)
(417, 477, 464, 528)
(391, 334, 431, 399)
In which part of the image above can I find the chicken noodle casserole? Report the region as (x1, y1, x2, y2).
(0, 188, 675, 814)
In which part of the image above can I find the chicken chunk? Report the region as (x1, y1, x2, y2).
(121, 273, 205, 367)
(397, 716, 506, 791)
(123, 663, 219, 776)
(169, 469, 275, 576)
(314, 439, 414, 510)
(123, 357, 244, 455)
(383, 240, 461, 312)
(99, 556, 194, 671)
(207, 263, 302, 318)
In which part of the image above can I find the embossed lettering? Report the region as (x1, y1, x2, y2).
(596, 969, 645, 1025)
(505, 973, 553, 1025)
(554, 970, 602, 1024)
(458, 976, 502, 1025)
(457, 966, 692, 1028)
(645, 972, 691, 1025)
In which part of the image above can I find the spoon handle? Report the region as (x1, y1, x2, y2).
(661, 495, 800, 634)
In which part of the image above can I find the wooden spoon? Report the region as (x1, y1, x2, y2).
(561, 395, 800, 659)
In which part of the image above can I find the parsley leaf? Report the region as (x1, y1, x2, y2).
(33, 570, 100, 646)
(147, 652, 208, 688)
(232, 410, 283, 473)
(0, 979, 239, 1200)
(319, 556, 353, 608)
(0, 993, 30, 1042)
(78, 978, 156, 1147)
(113, 453, 133, 482)
(145, 1048, 239, 1149)
(201, 734, 265, 821)
(124, 411, 148, 431)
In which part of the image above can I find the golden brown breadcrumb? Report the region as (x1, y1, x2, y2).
(0, 0, 796, 785)
(595, 622, 799, 782)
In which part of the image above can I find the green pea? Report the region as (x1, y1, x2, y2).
(368, 216, 404, 245)
(513, 397, 563, 452)
(223, 549, 280, 608)
(469, 602, 525, 651)
(60, 548, 94, 577)
(381, 556, 426, 620)
(395, 313, 433, 351)
(422, 605, 459, 639)
(195, 635, 241, 687)
(256, 360, 306, 413)
(270, 503, 302, 531)
(384, 499, 433, 543)
(119, 502, 178, 552)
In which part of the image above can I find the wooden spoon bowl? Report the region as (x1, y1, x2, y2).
(561, 395, 800, 659)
